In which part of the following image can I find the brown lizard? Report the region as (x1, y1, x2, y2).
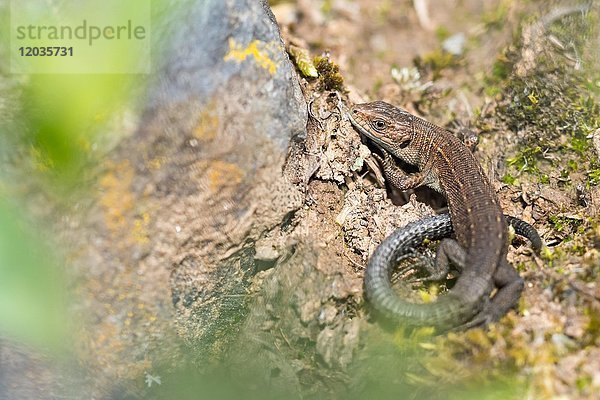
(348, 100, 541, 329)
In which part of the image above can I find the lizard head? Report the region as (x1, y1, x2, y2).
(348, 101, 416, 159)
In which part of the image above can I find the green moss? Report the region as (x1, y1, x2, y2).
(481, 7, 600, 188)
(506, 146, 542, 176)
(549, 215, 582, 233)
(435, 26, 450, 42)
(313, 55, 344, 91)
(515, 262, 527, 273)
(484, 52, 512, 95)
(502, 173, 517, 185)
(415, 49, 460, 80)
(288, 45, 318, 78)
(540, 246, 554, 262)
(571, 136, 590, 157)
(484, 85, 502, 97)
(491, 57, 511, 81)
(321, 0, 333, 16)
(482, 0, 510, 30)
(376, 0, 392, 22)
(589, 169, 600, 185)
(569, 243, 586, 256)
(495, 63, 599, 187)
(576, 376, 592, 393)
(372, 78, 383, 93)
(585, 306, 600, 340)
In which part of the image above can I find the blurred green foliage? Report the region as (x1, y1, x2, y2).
(0, 0, 146, 352)
(0, 198, 67, 349)
(20, 74, 131, 187)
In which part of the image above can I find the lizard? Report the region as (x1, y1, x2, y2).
(347, 100, 541, 329)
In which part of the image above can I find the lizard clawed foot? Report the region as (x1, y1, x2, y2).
(457, 313, 493, 330)
(451, 300, 501, 331)
(391, 250, 425, 280)
(371, 151, 384, 165)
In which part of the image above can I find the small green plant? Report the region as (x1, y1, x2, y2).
(313, 55, 344, 91)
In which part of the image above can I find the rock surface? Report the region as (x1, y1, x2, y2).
(131, 0, 308, 357)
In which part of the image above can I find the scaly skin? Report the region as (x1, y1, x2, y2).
(348, 100, 540, 329)
(366, 213, 542, 329)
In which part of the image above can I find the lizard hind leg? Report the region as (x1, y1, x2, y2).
(429, 238, 467, 280)
(393, 249, 437, 283)
(459, 260, 524, 329)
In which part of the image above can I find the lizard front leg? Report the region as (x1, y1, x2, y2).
(372, 151, 426, 190)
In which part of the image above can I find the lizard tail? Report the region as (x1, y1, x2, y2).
(365, 213, 541, 330)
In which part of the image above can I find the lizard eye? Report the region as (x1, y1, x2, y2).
(372, 119, 387, 131)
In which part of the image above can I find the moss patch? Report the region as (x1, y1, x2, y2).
(491, 12, 599, 188)
(313, 55, 345, 91)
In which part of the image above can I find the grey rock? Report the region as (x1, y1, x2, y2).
(126, 0, 308, 359)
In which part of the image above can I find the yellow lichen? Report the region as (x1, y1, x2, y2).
(206, 160, 245, 192)
(146, 157, 164, 170)
(98, 161, 153, 245)
(132, 212, 150, 244)
(99, 160, 134, 232)
(29, 145, 54, 172)
(193, 101, 220, 141)
(224, 38, 279, 75)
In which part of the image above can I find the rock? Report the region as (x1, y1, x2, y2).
(130, 0, 307, 357)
